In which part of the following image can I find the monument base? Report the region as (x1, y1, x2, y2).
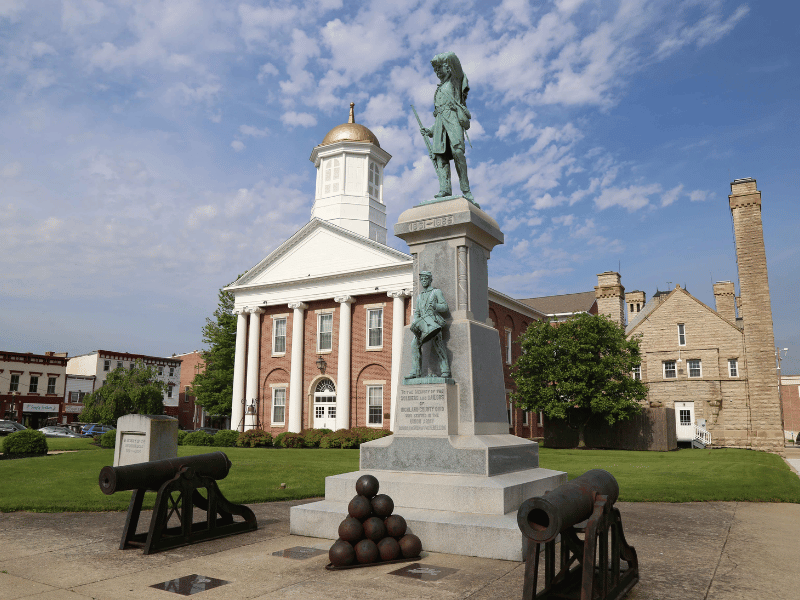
(289, 467, 567, 561)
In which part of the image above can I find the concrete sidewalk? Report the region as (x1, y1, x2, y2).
(1, 499, 798, 600)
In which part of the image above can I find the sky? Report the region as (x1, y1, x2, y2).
(1, 0, 798, 373)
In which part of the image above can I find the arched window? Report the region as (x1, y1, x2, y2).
(314, 379, 336, 428)
(315, 379, 335, 393)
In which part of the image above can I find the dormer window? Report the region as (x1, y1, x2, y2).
(324, 158, 341, 195)
(368, 162, 381, 200)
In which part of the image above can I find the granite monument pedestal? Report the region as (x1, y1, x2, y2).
(290, 197, 566, 560)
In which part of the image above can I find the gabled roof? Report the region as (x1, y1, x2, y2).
(625, 286, 740, 336)
(228, 218, 412, 292)
(518, 290, 598, 316)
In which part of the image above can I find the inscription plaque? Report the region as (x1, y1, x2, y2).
(395, 384, 455, 437)
(118, 433, 147, 466)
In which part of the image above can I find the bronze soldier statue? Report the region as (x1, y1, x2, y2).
(418, 51, 474, 203)
(407, 271, 450, 379)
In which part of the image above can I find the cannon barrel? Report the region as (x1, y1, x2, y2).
(98, 451, 232, 495)
(517, 469, 619, 543)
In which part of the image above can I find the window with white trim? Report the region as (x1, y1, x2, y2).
(728, 359, 738, 377)
(505, 329, 513, 364)
(103, 360, 110, 372)
(29, 376, 39, 393)
(158, 366, 164, 376)
(367, 385, 383, 425)
(273, 317, 287, 354)
(632, 365, 641, 380)
(318, 313, 333, 351)
(367, 309, 383, 348)
(117, 361, 123, 369)
(169, 366, 175, 377)
(324, 157, 341, 195)
(663, 361, 677, 379)
(522, 411, 529, 426)
(9, 374, 19, 392)
(272, 388, 286, 424)
(184, 386, 190, 403)
(679, 409, 691, 426)
(47, 377, 56, 394)
(368, 162, 381, 199)
(167, 387, 173, 399)
(688, 359, 701, 378)
(70, 391, 79, 402)
(678, 323, 686, 346)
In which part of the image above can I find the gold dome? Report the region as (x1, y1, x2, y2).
(320, 102, 380, 147)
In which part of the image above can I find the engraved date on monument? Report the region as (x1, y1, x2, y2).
(398, 387, 447, 432)
(409, 215, 454, 231)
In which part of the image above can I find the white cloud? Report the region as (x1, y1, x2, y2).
(362, 94, 404, 127)
(689, 189, 711, 202)
(512, 238, 530, 258)
(661, 184, 684, 206)
(552, 214, 575, 226)
(1, 162, 22, 178)
(164, 82, 221, 106)
(594, 183, 661, 211)
(281, 111, 317, 128)
(231, 140, 245, 152)
(257, 62, 279, 83)
(239, 125, 270, 138)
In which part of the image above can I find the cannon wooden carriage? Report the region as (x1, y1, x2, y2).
(99, 451, 257, 554)
(517, 469, 639, 600)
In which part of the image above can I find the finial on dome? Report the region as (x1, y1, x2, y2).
(349, 102, 355, 124)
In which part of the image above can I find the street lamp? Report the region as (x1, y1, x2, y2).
(316, 355, 327, 374)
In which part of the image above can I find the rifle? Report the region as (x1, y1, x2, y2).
(410, 104, 437, 173)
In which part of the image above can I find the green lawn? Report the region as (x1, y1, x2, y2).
(0, 446, 798, 512)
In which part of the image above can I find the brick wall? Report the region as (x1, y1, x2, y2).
(781, 376, 800, 440)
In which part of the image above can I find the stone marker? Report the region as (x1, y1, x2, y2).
(113, 414, 178, 467)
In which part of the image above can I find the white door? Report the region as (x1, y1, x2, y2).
(675, 401, 695, 442)
(313, 379, 337, 430)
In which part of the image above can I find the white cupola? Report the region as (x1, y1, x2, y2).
(309, 102, 392, 244)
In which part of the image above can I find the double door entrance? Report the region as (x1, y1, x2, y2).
(314, 379, 337, 430)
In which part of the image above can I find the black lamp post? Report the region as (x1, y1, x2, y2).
(316, 355, 327, 374)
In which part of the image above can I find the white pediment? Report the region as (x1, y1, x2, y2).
(233, 219, 411, 290)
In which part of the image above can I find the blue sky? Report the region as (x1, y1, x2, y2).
(2, 0, 798, 373)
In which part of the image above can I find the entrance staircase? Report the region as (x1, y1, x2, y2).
(691, 424, 712, 449)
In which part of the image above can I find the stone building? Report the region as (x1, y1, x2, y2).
(595, 179, 784, 452)
(225, 106, 545, 439)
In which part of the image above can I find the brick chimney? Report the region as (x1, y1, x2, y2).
(712, 281, 737, 322)
(595, 271, 625, 326)
(728, 178, 783, 452)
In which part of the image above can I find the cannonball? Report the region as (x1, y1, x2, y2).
(398, 533, 422, 558)
(354, 539, 379, 564)
(377, 536, 401, 561)
(348, 494, 372, 521)
(362, 516, 386, 542)
(371, 493, 394, 518)
(338, 516, 364, 543)
(329, 540, 355, 567)
(384, 514, 407, 538)
(355, 474, 380, 498)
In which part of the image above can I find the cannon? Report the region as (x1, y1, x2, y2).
(517, 469, 638, 600)
(99, 451, 257, 554)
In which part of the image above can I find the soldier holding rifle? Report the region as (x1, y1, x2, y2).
(407, 271, 450, 379)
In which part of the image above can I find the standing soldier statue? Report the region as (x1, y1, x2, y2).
(414, 51, 474, 203)
(407, 271, 451, 379)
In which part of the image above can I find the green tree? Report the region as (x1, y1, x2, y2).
(190, 278, 241, 419)
(511, 313, 647, 448)
(79, 362, 166, 425)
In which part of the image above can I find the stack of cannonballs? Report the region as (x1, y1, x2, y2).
(328, 474, 422, 567)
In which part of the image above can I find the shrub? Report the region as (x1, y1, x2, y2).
(2, 429, 48, 456)
(280, 433, 305, 448)
(177, 430, 187, 445)
(183, 431, 213, 446)
(351, 426, 392, 444)
(320, 429, 360, 449)
(273, 431, 289, 448)
(236, 429, 272, 448)
(99, 430, 116, 449)
(301, 428, 333, 448)
(212, 429, 239, 448)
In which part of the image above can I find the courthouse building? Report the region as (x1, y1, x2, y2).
(225, 106, 544, 438)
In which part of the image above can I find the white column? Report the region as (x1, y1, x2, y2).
(231, 308, 248, 432)
(334, 296, 355, 430)
(388, 290, 409, 431)
(244, 307, 264, 431)
(287, 302, 308, 433)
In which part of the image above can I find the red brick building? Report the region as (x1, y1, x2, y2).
(1, 351, 68, 428)
(782, 375, 800, 442)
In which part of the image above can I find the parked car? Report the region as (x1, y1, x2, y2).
(38, 426, 82, 438)
(81, 424, 116, 437)
(0, 421, 27, 436)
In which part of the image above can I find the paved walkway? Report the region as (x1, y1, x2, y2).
(1, 498, 798, 600)
(784, 446, 800, 477)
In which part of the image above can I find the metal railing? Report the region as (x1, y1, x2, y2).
(695, 424, 711, 446)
